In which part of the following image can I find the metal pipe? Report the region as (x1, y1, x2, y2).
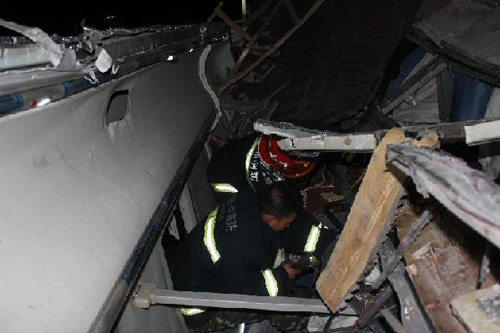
(153, 289, 331, 313)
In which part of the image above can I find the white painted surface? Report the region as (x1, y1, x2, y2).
(114, 236, 189, 333)
(465, 119, 500, 145)
(0, 46, 216, 333)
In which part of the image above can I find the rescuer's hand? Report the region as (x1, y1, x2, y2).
(283, 262, 303, 280)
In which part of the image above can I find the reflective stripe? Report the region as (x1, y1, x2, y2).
(262, 269, 279, 297)
(245, 137, 260, 190)
(204, 207, 221, 263)
(304, 223, 322, 253)
(181, 308, 205, 316)
(212, 183, 238, 193)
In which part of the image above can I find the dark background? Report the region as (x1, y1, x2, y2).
(0, 3, 243, 36)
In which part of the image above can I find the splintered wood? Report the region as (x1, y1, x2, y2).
(316, 128, 437, 312)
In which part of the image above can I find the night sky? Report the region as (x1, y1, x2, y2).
(0, 3, 244, 36)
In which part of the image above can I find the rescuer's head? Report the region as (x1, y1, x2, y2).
(258, 182, 303, 231)
(258, 134, 316, 179)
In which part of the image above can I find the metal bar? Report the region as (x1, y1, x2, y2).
(387, 143, 500, 250)
(225, 0, 284, 80)
(358, 286, 394, 328)
(284, 0, 301, 25)
(228, 48, 251, 79)
(379, 241, 434, 333)
(250, 0, 285, 44)
(373, 210, 432, 290)
(207, 2, 223, 22)
(380, 309, 407, 333)
(214, 7, 254, 44)
(153, 289, 331, 313)
(379, 56, 447, 115)
(246, 0, 273, 26)
(254, 117, 500, 152)
(219, 0, 326, 93)
(477, 242, 492, 289)
(89, 110, 218, 333)
(255, 118, 377, 151)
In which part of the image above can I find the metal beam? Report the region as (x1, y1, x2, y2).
(379, 241, 434, 333)
(372, 210, 432, 290)
(357, 287, 394, 328)
(253, 118, 500, 153)
(254, 119, 376, 152)
(133, 284, 331, 313)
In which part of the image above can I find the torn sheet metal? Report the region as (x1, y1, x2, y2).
(387, 143, 500, 249)
(0, 44, 53, 70)
(254, 119, 376, 152)
(0, 18, 64, 68)
(95, 48, 113, 73)
(0, 24, 227, 117)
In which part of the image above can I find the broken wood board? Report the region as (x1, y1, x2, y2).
(316, 128, 438, 312)
(395, 201, 450, 266)
(387, 143, 500, 250)
(451, 284, 500, 333)
(398, 208, 474, 332)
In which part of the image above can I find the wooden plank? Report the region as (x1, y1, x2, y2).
(317, 130, 438, 312)
(316, 128, 408, 312)
(406, 244, 480, 333)
(395, 205, 485, 333)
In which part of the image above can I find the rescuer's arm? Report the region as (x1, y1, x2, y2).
(238, 263, 301, 297)
(281, 211, 338, 268)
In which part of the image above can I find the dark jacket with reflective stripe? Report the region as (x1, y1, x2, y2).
(206, 135, 336, 258)
(171, 189, 336, 295)
(171, 189, 295, 297)
(207, 135, 282, 203)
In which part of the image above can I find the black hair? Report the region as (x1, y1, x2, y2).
(258, 182, 304, 218)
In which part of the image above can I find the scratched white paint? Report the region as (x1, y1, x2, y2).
(0, 46, 219, 333)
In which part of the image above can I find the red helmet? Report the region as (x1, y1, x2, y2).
(258, 135, 316, 178)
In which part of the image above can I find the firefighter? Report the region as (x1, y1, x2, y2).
(207, 134, 316, 203)
(169, 183, 333, 332)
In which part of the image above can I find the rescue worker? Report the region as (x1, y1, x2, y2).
(169, 183, 334, 332)
(207, 134, 316, 203)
